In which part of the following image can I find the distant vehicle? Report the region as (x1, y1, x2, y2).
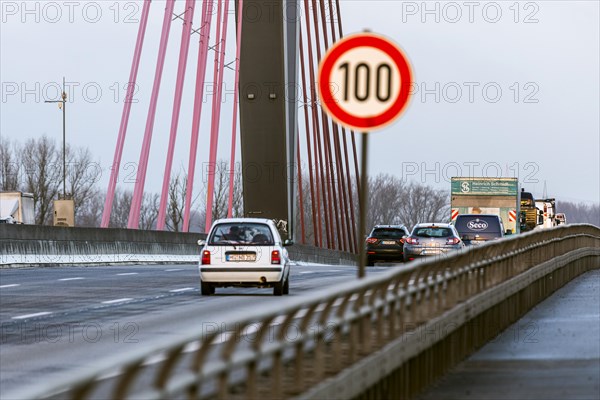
(198, 218, 292, 296)
(454, 214, 505, 246)
(519, 189, 537, 232)
(0, 192, 34, 224)
(535, 198, 557, 229)
(403, 223, 464, 262)
(450, 177, 519, 235)
(365, 225, 410, 266)
(555, 213, 567, 225)
(0, 216, 16, 224)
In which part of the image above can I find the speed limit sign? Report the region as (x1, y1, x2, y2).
(318, 32, 413, 131)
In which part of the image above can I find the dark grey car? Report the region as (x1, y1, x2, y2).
(403, 223, 464, 261)
(365, 225, 410, 266)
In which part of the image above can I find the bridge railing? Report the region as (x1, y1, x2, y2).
(6, 224, 599, 400)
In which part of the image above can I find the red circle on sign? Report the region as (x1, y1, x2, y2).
(318, 33, 413, 131)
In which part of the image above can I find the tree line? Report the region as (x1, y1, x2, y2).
(2, 136, 597, 237)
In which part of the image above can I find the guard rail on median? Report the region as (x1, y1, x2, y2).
(5, 224, 599, 400)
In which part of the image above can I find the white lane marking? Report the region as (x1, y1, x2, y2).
(169, 287, 194, 293)
(12, 312, 52, 320)
(165, 268, 184, 272)
(101, 298, 133, 304)
(116, 273, 138, 276)
(0, 284, 20, 289)
(298, 269, 341, 274)
(59, 277, 84, 281)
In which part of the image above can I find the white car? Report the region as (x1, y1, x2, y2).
(198, 218, 292, 296)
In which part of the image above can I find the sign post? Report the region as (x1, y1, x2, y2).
(318, 32, 413, 278)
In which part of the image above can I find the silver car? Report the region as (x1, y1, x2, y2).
(403, 223, 464, 261)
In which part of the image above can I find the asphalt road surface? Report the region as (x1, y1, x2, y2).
(0, 262, 393, 397)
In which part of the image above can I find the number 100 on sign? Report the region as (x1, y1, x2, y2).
(319, 33, 413, 131)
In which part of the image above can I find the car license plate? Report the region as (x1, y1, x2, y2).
(422, 249, 440, 255)
(428, 242, 439, 247)
(227, 254, 256, 262)
(382, 240, 396, 245)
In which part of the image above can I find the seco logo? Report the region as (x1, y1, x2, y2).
(467, 219, 488, 231)
(461, 182, 470, 193)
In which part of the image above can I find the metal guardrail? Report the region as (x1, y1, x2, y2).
(6, 225, 599, 400)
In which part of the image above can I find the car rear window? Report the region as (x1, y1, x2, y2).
(454, 216, 502, 235)
(371, 228, 405, 239)
(413, 227, 453, 238)
(209, 223, 274, 245)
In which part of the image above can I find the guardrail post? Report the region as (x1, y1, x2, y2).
(113, 360, 143, 400)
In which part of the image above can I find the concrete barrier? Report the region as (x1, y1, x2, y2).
(0, 224, 356, 267)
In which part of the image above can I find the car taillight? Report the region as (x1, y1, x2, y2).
(366, 237, 378, 244)
(398, 238, 405, 244)
(271, 250, 281, 264)
(201, 250, 211, 265)
(446, 237, 460, 245)
(405, 237, 419, 245)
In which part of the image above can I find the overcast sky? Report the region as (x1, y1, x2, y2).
(1, 0, 598, 204)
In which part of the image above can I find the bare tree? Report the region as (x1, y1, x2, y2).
(366, 174, 407, 228)
(558, 201, 600, 226)
(108, 188, 158, 229)
(165, 171, 188, 232)
(230, 166, 244, 218)
(109, 189, 132, 228)
(76, 189, 103, 227)
(211, 160, 230, 221)
(139, 192, 159, 230)
(66, 145, 101, 217)
(0, 138, 20, 191)
(203, 160, 244, 224)
(21, 136, 62, 224)
(397, 182, 450, 229)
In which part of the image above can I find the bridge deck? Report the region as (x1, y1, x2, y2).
(418, 269, 600, 400)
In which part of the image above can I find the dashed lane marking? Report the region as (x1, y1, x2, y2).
(12, 312, 52, 320)
(0, 284, 20, 289)
(101, 298, 134, 304)
(116, 273, 139, 276)
(169, 287, 195, 293)
(59, 277, 85, 281)
(165, 269, 184, 272)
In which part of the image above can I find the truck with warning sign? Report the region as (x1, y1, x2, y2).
(450, 177, 519, 234)
(535, 198, 558, 229)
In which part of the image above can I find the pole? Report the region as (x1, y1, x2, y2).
(357, 132, 368, 279)
(62, 77, 66, 199)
